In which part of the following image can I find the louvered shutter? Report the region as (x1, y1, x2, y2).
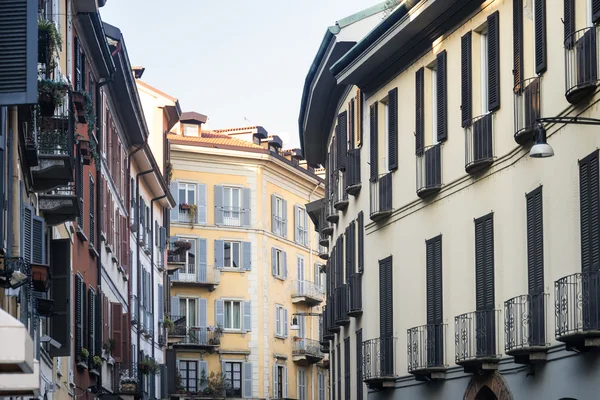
(487, 12, 501, 112)
(426, 236, 443, 324)
(242, 362, 253, 398)
(88, 289, 96, 356)
(594, 0, 600, 23)
(356, 89, 363, 147)
(356, 328, 363, 400)
(345, 225, 352, 279)
(369, 103, 378, 182)
(111, 302, 123, 362)
(282, 199, 288, 238)
(461, 32, 473, 127)
(271, 194, 277, 233)
(275, 307, 280, 336)
(272, 248, 277, 276)
(102, 294, 109, 344)
(242, 241, 251, 271)
(31, 215, 45, 264)
(283, 365, 288, 398)
(415, 68, 425, 155)
(358, 212, 364, 273)
(22, 203, 32, 262)
(294, 205, 300, 243)
(337, 112, 348, 170)
(349, 99, 355, 149)
(199, 361, 209, 391)
(197, 183, 207, 224)
(344, 337, 350, 400)
(0, 0, 37, 105)
(214, 240, 224, 268)
(564, 0, 576, 47)
(170, 296, 180, 316)
(475, 214, 495, 311)
(526, 187, 544, 293)
(388, 88, 398, 170)
(215, 299, 225, 327)
(197, 238, 207, 282)
(273, 365, 279, 398)
(0, 112, 5, 250)
(50, 239, 71, 357)
(436, 51, 447, 142)
(379, 256, 393, 337)
(214, 185, 224, 225)
(242, 187, 251, 226)
(283, 251, 288, 279)
(513, 0, 524, 90)
(75, 274, 83, 357)
(170, 181, 179, 221)
(243, 301, 251, 331)
(579, 150, 600, 273)
(158, 285, 164, 322)
(122, 313, 130, 363)
(533, 0, 547, 74)
(283, 308, 288, 337)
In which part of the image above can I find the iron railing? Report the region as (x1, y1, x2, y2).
(326, 295, 338, 333)
(171, 265, 220, 285)
(349, 274, 362, 315)
(555, 271, 600, 338)
(292, 280, 324, 300)
(454, 310, 500, 364)
(407, 324, 447, 373)
(335, 284, 350, 324)
(112, 362, 142, 396)
(333, 170, 348, 209)
(321, 306, 334, 341)
(172, 327, 222, 346)
(465, 114, 494, 173)
(167, 252, 185, 264)
(346, 149, 361, 194)
(220, 206, 248, 227)
(416, 144, 441, 197)
(565, 26, 600, 104)
(513, 77, 541, 143)
(363, 337, 397, 381)
(36, 91, 74, 157)
(293, 338, 323, 357)
(325, 194, 338, 223)
(504, 293, 548, 353)
(320, 205, 333, 236)
(158, 322, 167, 347)
(168, 315, 187, 335)
(369, 172, 393, 221)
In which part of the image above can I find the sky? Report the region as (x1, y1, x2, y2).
(100, 0, 378, 148)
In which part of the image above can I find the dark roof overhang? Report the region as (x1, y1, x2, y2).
(163, 100, 182, 133)
(180, 111, 208, 125)
(306, 199, 325, 232)
(72, 11, 115, 81)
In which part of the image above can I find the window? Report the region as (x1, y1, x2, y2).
(178, 298, 197, 327)
(176, 238, 197, 277)
(183, 124, 198, 137)
(275, 305, 288, 337)
(178, 183, 196, 206)
(480, 31, 489, 114)
(223, 186, 241, 225)
(382, 100, 389, 172)
(295, 206, 308, 246)
(298, 369, 306, 400)
(272, 248, 286, 279)
(179, 360, 197, 392)
(274, 365, 285, 398)
(224, 300, 242, 330)
(89, 175, 95, 246)
(223, 362, 242, 398)
(223, 241, 241, 268)
(273, 196, 284, 234)
(431, 66, 438, 145)
(318, 371, 326, 400)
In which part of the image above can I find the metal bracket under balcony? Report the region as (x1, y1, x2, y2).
(464, 114, 494, 174)
(291, 280, 324, 307)
(504, 293, 549, 364)
(292, 338, 324, 366)
(38, 186, 79, 226)
(555, 271, 600, 351)
(334, 285, 350, 326)
(416, 144, 442, 199)
(454, 310, 500, 373)
(513, 77, 541, 145)
(564, 26, 600, 105)
(333, 170, 349, 211)
(348, 274, 362, 317)
(370, 172, 393, 222)
(346, 149, 361, 196)
(407, 324, 447, 381)
(363, 337, 397, 390)
(171, 265, 220, 292)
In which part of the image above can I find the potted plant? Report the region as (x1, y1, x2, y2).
(163, 318, 174, 331)
(91, 355, 103, 375)
(78, 348, 89, 369)
(38, 80, 66, 117)
(38, 18, 62, 68)
(31, 263, 50, 292)
(102, 339, 116, 359)
(180, 202, 190, 210)
(120, 375, 138, 393)
(188, 204, 198, 227)
(174, 240, 192, 251)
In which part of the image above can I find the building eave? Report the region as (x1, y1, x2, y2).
(72, 11, 115, 81)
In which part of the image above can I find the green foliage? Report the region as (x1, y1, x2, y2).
(92, 356, 103, 368)
(38, 79, 66, 107)
(80, 348, 89, 360)
(38, 18, 62, 69)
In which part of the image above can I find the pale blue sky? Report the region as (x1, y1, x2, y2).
(100, 0, 376, 148)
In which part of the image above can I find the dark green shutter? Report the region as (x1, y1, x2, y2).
(535, 0, 547, 74)
(426, 235, 443, 324)
(579, 150, 600, 273)
(526, 187, 544, 293)
(436, 51, 447, 142)
(50, 239, 71, 357)
(564, 0, 576, 47)
(336, 344, 341, 400)
(593, 0, 600, 23)
(369, 103, 378, 182)
(461, 32, 472, 127)
(487, 11, 501, 112)
(513, 0, 523, 90)
(475, 214, 495, 311)
(388, 87, 398, 170)
(344, 337, 350, 400)
(88, 288, 96, 356)
(379, 256, 393, 336)
(356, 328, 363, 400)
(89, 176, 95, 246)
(337, 111, 348, 171)
(75, 274, 84, 357)
(357, 212, 364, 273)
(415, 68, 424, 155)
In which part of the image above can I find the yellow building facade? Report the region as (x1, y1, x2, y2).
(166, 123, 327, 400)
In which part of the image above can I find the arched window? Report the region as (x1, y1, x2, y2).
(475, 386, 498, 400)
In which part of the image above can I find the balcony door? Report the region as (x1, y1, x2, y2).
(223, 186, 241, 226)
(526, 187, 545, 345)
(426, 235, 443, 367)
(180, 238, 197, 281)
(179, 298, 197, 329)
(475, 214, 495, 357)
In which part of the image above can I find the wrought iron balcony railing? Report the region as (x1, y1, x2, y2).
(565, 26, 600, 105)
(321, 306, 333, 341)
(504, 293, 548, 356)
(416, 143, 441, 198)
(407, 324, 447, 375)
(171, 326, 222, 347)
(555, 271, 600, 346)
(454, 309, 500, 366)
(370, 172, 393, 222)
(465, 113, 494, 174)
(38, 184, 80, 226)
(158, 321, 167, 347)
(167, 252, 185, 264)
(333, 170, 349, 210)
(171, 265, 220, 286)
(292, 338, 324, 358)
(326, 295, 339, 333)
(325, 194, 338, 223)
(292, 280, 324, 305)
(346, 149, 361, 195)
(112, 362, 142, 396)
(363, 337, 397, 383)
(513, 77, 541, 144)
(220, 206, 248, 227)
(335, 284, 350, 325)
(319, 204, 333, 237)
(348, 273, 362, 316)
(130, 295, 138, 325)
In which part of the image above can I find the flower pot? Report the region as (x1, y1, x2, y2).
(36, 298, 55, 317)
(72, 92, 86, 122)
(180, 204, 190, 210)
(39, 93, 56, 117)
(121, 382, 137, 392)
(38, 30, 50, 65)
(31, 263, 50, 292)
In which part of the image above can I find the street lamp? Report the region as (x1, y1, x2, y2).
(290, 316, 299, 331)
(289, 312, 321, 331)
(530, 117, 600, 159)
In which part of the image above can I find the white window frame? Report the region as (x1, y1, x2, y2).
(274, 196, 284, 234)
(178, 182, 196, 205)
(275, 364, 285, 398)
(480, 30, 489, 114)
(223, 299, 243, 331)
(183, 124, 198, 137)
(431, 66, 438, 145)
(274, 249, 284, 278)
(178, 237, 197, 277)
(383, 101, 389, 172)
(223, 186, 242, 226)
(179, 297, 197, 327)
(296, 206, 308, 245)
(223, 240, 241, 269)
(275, 305, 286, 337)
(297, 369, 306, 400)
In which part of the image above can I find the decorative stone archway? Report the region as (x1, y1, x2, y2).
(463, 371, 514, 400)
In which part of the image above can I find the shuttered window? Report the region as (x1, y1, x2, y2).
(388, 88, 398, 170)
(77, 152, 84, 231)
(50, 239, 71, 357)
(357, 212, 364, 273)
(426, 235, 443, 324)
(344, 337, 350, 400)
(379, 256, 393, 337)
(75, 274, 85, 359)
(526, 187, 544, 292)
(436, 51, 447, 142)
(336, 344, 341, 400)
(356, 89, 363, 147)
(111, 302, 123, 361)
(475, 213, 495, 311)
(535, 0, 547, 74)
(487, 11, 501, 112)
(369, 103, 378, 182)
(338, 111, 348, 170)
(349, 99, 355, 149)
(356, 328, 363, 400)
(88, 288, 96, 357)
(564, 0, 576, 47)
(331, 348, 336, 400)
(579, 150, 600, 273)
(461, 32, 473, 127)
(593, 0, 600, 23)
(415, 68, 424, 155)
(513, 0, 524, 90)
(89, 175, 95, 247)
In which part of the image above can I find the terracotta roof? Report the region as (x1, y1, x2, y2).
(167, 132, 264, 149)
(214, 126, 261, 133)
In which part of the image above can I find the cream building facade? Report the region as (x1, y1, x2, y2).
(301, 0, 600, 399)
(165, 122, 327, 400)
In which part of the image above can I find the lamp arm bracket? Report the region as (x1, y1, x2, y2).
(537, 116, 600, 126)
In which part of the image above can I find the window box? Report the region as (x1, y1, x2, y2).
(31, 263, 50, 292)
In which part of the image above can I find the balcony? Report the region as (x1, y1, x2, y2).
(346, 149, 361, 196)
(416, 144, 441, 199)
(454, 310, 500, 372)
(170, 325, 222, 350)
(112, 362, 142, 397)
(318, 245, 329, 261)
(326, 295, 340, 334)
(370, 172, 393, 222)
(363, 337, 397, 390)
(565, 26, 600, 105)
(292, 338, 324, 365)
(171, 265, 220, 291)
(219, 206, 249, 227)
(334, 284, 350, 326)
(30, 97, 75, 192)
(131, 296, 138, 325)
(319, 227, 329, 247)
(320, 205, 334, 236)
(333, 170, 349, 211)
(291, 280, 324, 306)
(348, 273, 362, 317)
(167, 252, 185, 273)
(325, 195, 338, 223)
(158, 322, 167, 347)
(555, 271, 600, 350)
(38, 185, 80, 226)
(513, 77, 541, 144)
(319, 312, 332, 350)
(464, 114, 494, 174)
(407, 324, 447, 380)
(504, 293, 548, 364)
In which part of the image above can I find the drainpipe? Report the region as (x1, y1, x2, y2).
(150, 194, 167, 361)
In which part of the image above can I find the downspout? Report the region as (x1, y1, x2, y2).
(150, 194, 167, 361)
(307, 181, 320, 400)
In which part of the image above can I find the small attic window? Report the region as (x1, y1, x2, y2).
(183, 124, 198, 137)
